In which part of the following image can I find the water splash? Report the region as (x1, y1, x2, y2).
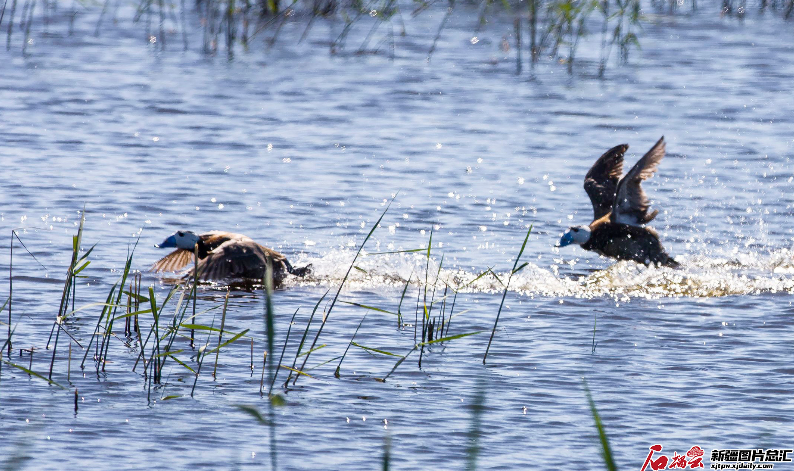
(285, 248, 794, 299)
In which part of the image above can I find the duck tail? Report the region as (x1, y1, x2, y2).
(642, 209, 659, 224)
(656, 254, 680, 269)
(286, 260, 313, 277)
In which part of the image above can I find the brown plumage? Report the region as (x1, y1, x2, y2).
(152, 231, 312, 284)
(560, 137, 679, 268)
(584, 143, 627, 221)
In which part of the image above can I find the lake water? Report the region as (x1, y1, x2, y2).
(2, 2, 794, 469)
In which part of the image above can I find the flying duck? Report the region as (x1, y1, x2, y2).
(558, 137, 679, 268)
(152, 230, 311, 284)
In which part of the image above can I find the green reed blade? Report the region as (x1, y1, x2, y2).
(459, 266, 495, 290)
(339, 300, 397, 315)
(287, 290, 328, 385)
(351, 342, 402, 357)
(483, 225, 532, 364)
(335, 312, 367, 378)
(205, 329, 250, 355)
(279, 365, 314, 378)
(113, 308, 153, 320)
(212, 288, 231, 379)
(296, 343, 326, 358)
(464, 378, 486, 471)
(295, 194, 397, 384)
(397, 270, 413, 327)
(583, 379, 617, 471)
(419, 330, 484, 347)
(2, 359, 66, 390)
(380, 345, 417, 382)
(235, 404, 270, 425)
(168, 354, 195, 374)
(269, 308, 298, 396)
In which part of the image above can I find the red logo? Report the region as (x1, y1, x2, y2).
(640, 445, 704, 470)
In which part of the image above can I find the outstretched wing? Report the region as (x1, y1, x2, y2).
(584, 144, 628, 221)
(189, 240, 288, 281)
(151, 249, 195, 273)
(611, 136, 666, 226)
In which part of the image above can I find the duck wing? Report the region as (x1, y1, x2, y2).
(151, 249, 195, 273)
(255, 243, 288, 264)
(611, 137, 666, 226)
(200, 231, 250, 251)
(190, 239, 288, 281)
(584, 144, 628, 221)
(151, 231, 239, 273)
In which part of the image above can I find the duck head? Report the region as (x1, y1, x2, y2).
(558, 226, 591, 247)
(156, 230, 201, 250)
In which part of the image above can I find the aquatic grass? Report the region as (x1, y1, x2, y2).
(427, 0, 453, 62)
(235, 403, 271, 425)
(295, 343, 327, 358)
(444, 289, 457, 337)
(156, 285, 193, 370)
(284, 289, 328, 386)
(1, 351, 66, 390)
(293, 195, 395, 384)
(190, 314, 217, 398)
(269, 307, 299, 394)
(100, 238, 140, 372)
(334, 312, 367, 377)
(339, 300, 397, 316)
(77, 0, 673, 74)
(129, 292, 155, 373)
(67, 342, 72, 382)
(396, 270, 413, 328)
(148, 286, 161, 382)
(191, 242, 199, 348)
(212, 288, 231, 379)
(418, 228, 435, 367)
(6, 230, 11, 358)
(380, 330, 484, 381)
(413, 283, 420, 342)
(0, 296, 9, 361)
(424, 253, 445, 345)
(259, 350, 267, 395)
(583, 379, 617, 471)
(0, 204, 638, 467)
(483, 224, 532, 364)
(382, 434, 391, 471)
(351, 342, 401, 357)
(50, 210, 88, 378)
(130, 287, 192, 374)
(263, 261, 276, 388)
(70, 235, 139, 374)
(203, 324, 251, 357)
(464, 377, 487, 471)
(262, 260, 278, 471)
(7, 228, 48, 359)
(20, 0, 32, 54)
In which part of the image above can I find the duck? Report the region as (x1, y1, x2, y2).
(557, 137, 679, 268)
(152, 230, 312, 284)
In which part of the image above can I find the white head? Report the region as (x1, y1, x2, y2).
(155, 230, 201, 250)
(558, 225, 591, 247)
